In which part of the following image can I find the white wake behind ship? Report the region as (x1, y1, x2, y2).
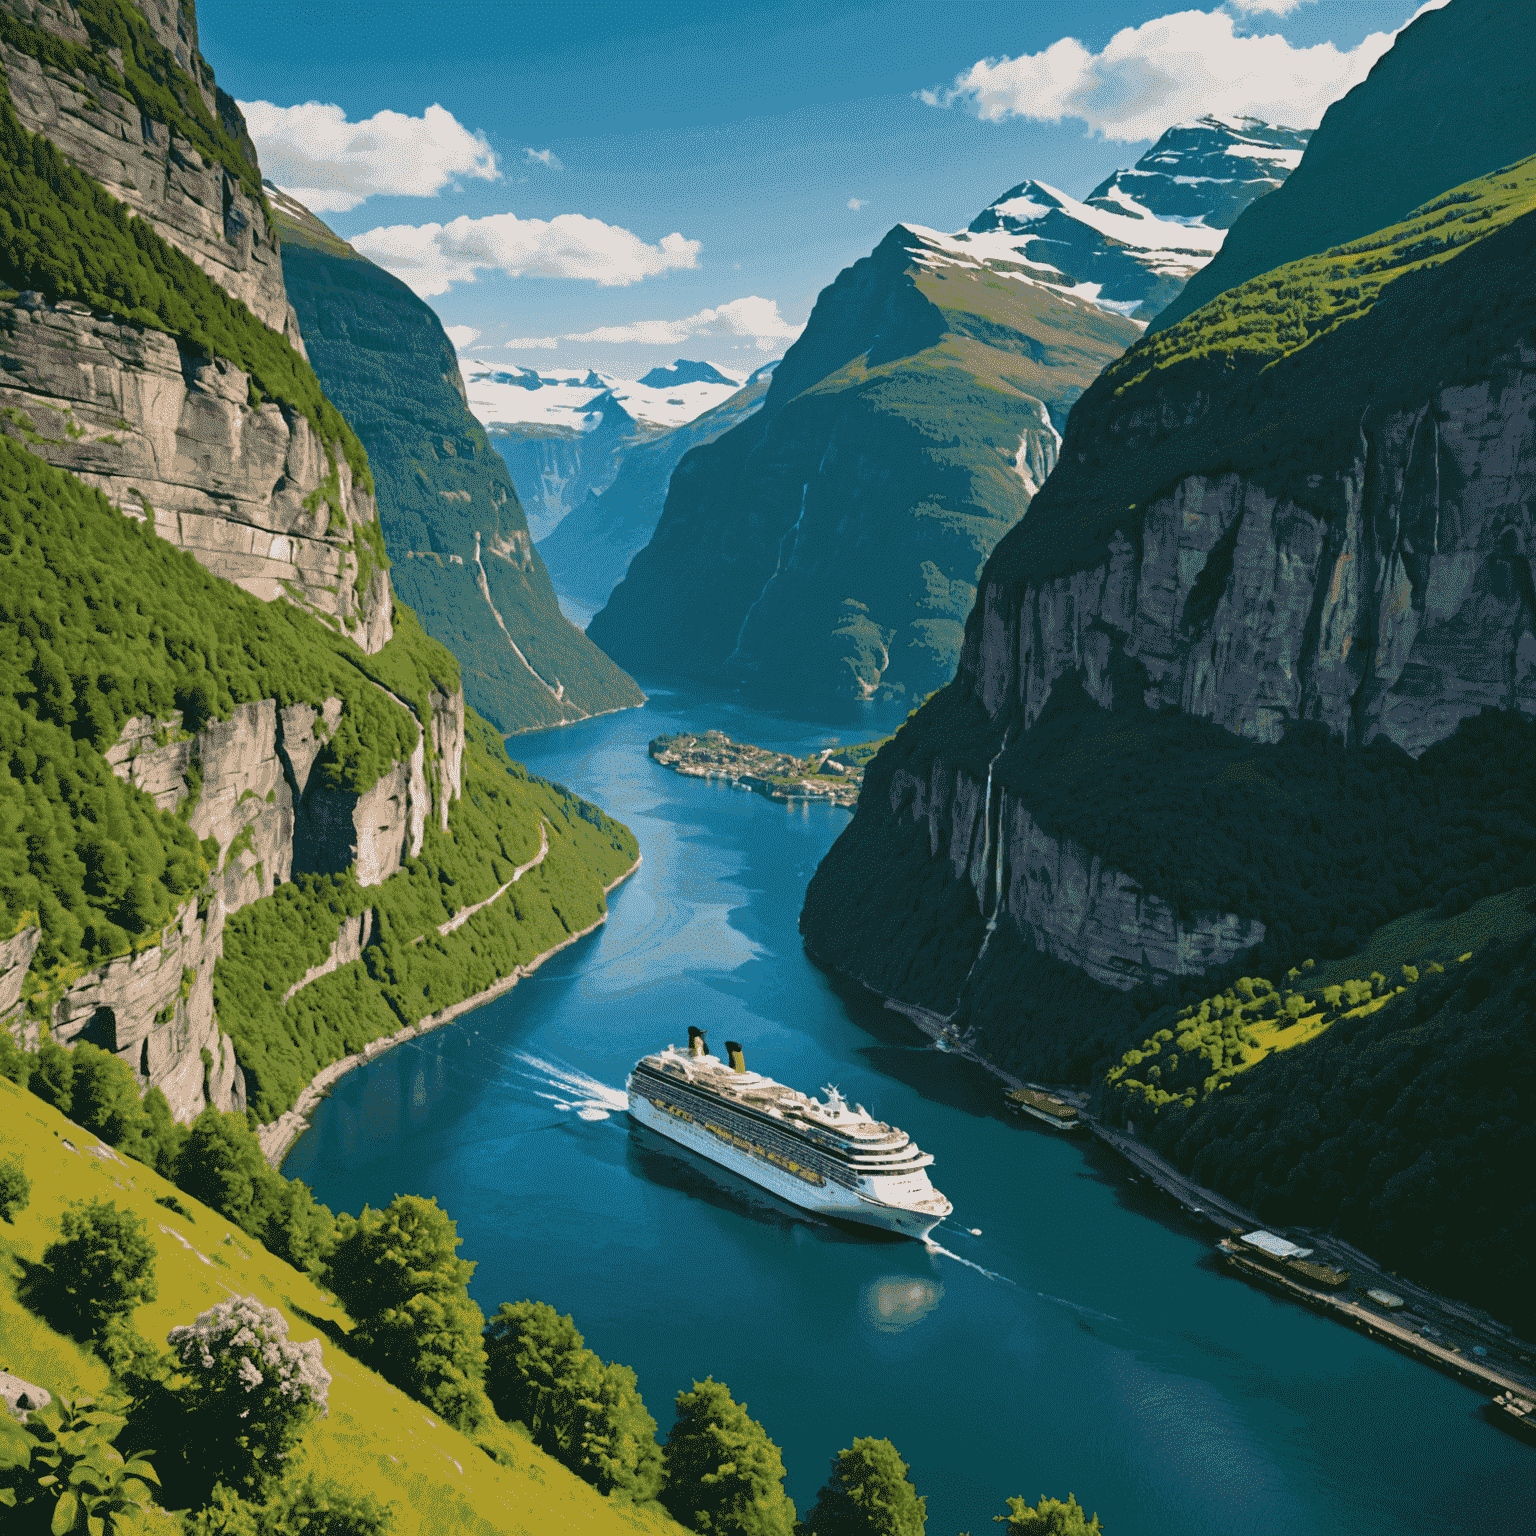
(627, 1029, 952, 1239)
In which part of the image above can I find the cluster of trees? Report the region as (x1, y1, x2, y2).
(0, 67, 366, 487)
(1103, 963, 1431, 1122)
(1138, 928, 1536, 1331)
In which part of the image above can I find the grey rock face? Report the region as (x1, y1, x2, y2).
(889, 760, 1262, 992)
(967, 354, 1536, 757)
(0, 295, 390, 651)
(28, 682, 470, 1120)
(0, 9, 306, 348)
(2, 1369, 52, 1422)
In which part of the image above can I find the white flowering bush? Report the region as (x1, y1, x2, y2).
(167, 1297, 331, 1498)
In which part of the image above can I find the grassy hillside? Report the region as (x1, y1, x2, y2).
(271, 193, 645, 734)
(994, 153, 1536, 586)
(1153, 0, 1536, 331)
(0, 1075, 690, 1536)
(590, 227, 1138, 704)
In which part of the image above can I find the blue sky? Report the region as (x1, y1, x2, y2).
(201, 0, 1435, 377)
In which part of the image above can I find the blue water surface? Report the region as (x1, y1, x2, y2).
(285, 684, 1533, 1536)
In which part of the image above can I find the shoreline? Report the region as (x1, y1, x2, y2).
(822, 953, 1536, 1404)
(257, 855, 641, 1168)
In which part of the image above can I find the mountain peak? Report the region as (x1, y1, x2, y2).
(637, 359, 738, 388)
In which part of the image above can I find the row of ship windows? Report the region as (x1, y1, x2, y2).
(639, 1073, 921, 1173)
(639, 1082, 859, 1188)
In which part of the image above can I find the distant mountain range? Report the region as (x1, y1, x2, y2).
(464, 359, 750, 541)
(586, 115, 1308, 706)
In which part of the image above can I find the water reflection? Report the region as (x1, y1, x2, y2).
(863, 1274, 944, 1333)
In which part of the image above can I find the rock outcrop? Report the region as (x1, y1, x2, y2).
(8, 682, 468, 1118)
(968, 359, 1536, 758)
(0, 294, 390, 649)
(0, 0, 305, 346)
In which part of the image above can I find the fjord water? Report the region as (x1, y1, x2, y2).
(285, 688, 1529, 1535)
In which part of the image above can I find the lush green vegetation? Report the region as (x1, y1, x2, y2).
(1116, 923, 1536, 1331)
(660, 1377, 796, 1536)
(0, 434, 422, 978)
(995, 157, 1536, 585)
(274, 205, 643, 733)
(802, 1437, 926, 1536)
(0, 0, 265, 205)
(484, 1301, 662, 1505)
(213, 712, 638, 1122)
(995, 1494, 1104, 1534)
(0, 1078, 698, 1535)
(807, 676, 1536, 1071)
(0, 83, 367, 491)
(37, 1198, 158, 1339)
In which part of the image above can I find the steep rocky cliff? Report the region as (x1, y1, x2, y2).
(0, 0, 637, 1133)
(802, 133, 1536, 1080)
(0, 0, 391, 650)
(270, 188, 645, 732)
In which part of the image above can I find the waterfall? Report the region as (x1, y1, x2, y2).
(728, 482, 809, 662)
(944, 731, 1011, 1026)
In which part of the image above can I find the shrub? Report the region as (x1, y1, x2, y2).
(0, 1151, 28, 1221)
(183, 1474, 395, 1536)
(661, 1377, 796, 1536)
(803, 1437, 926, 1536)
(166, 1296, 330, 1501)
(995, 1495, 1104, 1535)
(40, 1199, 156, 1338)
(483, 1300, 661, 1503)
(328, 1195, 487, 1431)
(0, 1396, 160, 1533)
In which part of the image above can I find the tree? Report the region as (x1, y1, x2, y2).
(803, 1437, 926, 1536)
(0, 1151, 29, 1221)
(995, 1494, 1104, 1535)
(184, 1474, 395, 1535)
(328, 1195, 487, 1430)
(482, 1301, 662, 1503)
(0, 1396, 161, 1534)
(661, 1378, 796, 1536)
(41, 1199, 157, 1338)
(69, 1043, 152, 1151)
(166, 1296, 331, 1502)
(29, 1038, 73, 1116)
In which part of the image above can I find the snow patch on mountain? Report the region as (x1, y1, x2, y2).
(462, 359, 746, 433)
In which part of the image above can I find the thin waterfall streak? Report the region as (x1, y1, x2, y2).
(728, 482, 809, 662)
(948, 729, 1011, 1020)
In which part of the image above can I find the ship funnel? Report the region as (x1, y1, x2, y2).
(687, 1026, 708, 1058)
(726, 1041, 746, 1073)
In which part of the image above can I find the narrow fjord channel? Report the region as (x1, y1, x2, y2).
(285, 688, 1529, 1535)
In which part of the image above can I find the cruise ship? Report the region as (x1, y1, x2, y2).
(627, 1028, 952, 1239)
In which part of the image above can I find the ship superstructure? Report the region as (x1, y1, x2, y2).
(627, 1028, 952, 1239)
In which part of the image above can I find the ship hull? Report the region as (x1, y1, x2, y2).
(627, 1090, 946, 1240)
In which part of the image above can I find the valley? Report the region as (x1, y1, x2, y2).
(2, 0, 1533, 1532)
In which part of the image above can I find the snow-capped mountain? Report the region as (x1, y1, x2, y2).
(462, 358, 747, 435)
(942, 116, 1311, 321)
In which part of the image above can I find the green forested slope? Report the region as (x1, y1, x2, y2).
(271, 193, 644, 733)
(1152, 0, 1536, 331)
(589, 227, 1138, 704)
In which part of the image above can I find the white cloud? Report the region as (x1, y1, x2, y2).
(524, 148, 563, 170)
(505, 296, 802, 354)
(240, 100, 498, 212)
(923, 4, 1449, 142)
(351, 213, 702, 297)
(1226, 0, 1312, 14)
(848, 197, 868, 211)
(444, 325, 480, 350)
